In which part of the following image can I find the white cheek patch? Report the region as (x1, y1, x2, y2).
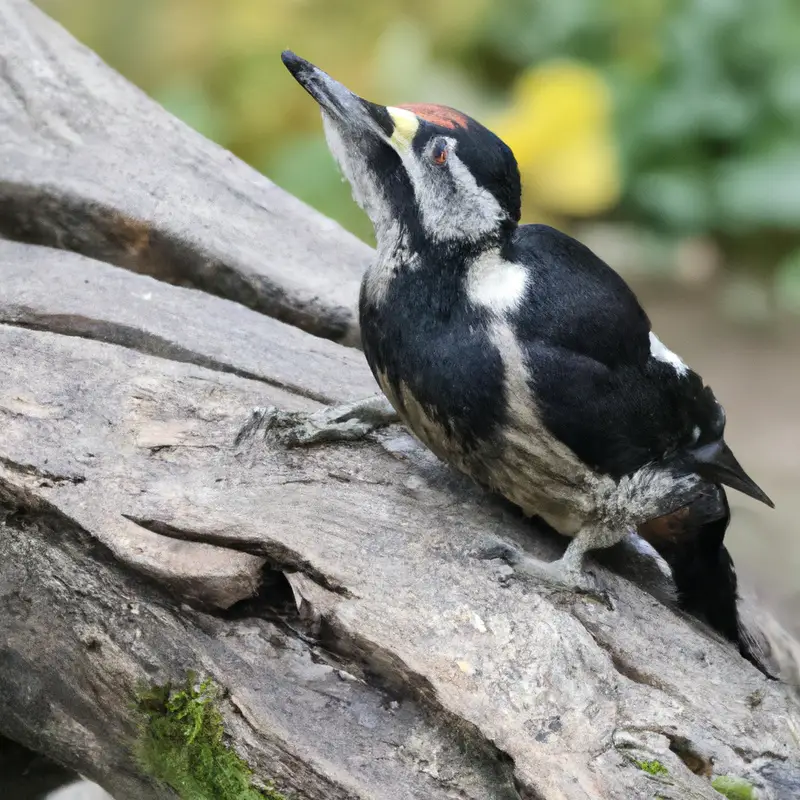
(649, 331, 689, 376)
(466, 250, 528, 315)
(402, 145, 505, 244)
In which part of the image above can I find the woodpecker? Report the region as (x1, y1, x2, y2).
(281, 52, 774, 658)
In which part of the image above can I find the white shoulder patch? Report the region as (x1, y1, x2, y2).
(466, 250, 528, 315)
(649, 331, 688, 376)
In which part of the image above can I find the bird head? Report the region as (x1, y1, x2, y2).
(282, 51, 521, 253)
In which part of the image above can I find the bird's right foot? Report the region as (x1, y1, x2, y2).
(473, 535, 616, 609)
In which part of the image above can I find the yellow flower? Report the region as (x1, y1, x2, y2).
(491, 61, 621, 219)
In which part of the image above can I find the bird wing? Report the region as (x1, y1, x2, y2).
(505, 224, 707, 478)
(507, 224, 653, 368)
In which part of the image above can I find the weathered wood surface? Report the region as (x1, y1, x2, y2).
(1, 3, 799, 800)
(0, 0, 369, 345)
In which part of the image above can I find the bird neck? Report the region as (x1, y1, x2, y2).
(374, 217, 516, 270)
(364, 219, 517, 321)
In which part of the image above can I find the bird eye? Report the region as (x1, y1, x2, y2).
(431, 140, 448, 166)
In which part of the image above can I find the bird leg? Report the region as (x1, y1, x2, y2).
(234, 394, 400, 448)
(475, 525, 624, 608)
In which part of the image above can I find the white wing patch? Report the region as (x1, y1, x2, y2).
(649, 331, 688, 376)
(466, 250, 528, 315)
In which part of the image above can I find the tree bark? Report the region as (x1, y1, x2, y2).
(0, 2, 799, 799)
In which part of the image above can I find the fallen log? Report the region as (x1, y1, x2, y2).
(0, 2, 799, 799)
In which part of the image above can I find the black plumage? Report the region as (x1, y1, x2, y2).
(360, 222, 729, 492)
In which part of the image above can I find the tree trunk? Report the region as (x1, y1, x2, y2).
(0, 2, 798, 799)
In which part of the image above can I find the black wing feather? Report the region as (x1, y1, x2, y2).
(506, 225, 713, 478)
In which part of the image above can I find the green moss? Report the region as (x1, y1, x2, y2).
(637, 759, 669, 776)
(134, 671, 286, 800)
(711, 775, 756, 800)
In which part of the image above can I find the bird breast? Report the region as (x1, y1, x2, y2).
(371, 318, 608, 537)
(361, 247, 702, 537)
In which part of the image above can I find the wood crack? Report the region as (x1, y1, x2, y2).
(0, 314, 335, 405)
(0, 469, 527, 799)
(571, 611, 676, 695)
(277, 588, 531, 800)
(121, 514, 356, 598)
(0, 455, 85, 486)
(0, 476, 507, 800)
(0, 181, 359, 345)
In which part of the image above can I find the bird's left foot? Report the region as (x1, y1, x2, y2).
(473, 536, 616, 609)
(234, 395, 400, 448)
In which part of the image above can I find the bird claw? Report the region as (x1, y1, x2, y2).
(472, 536, 616, 609)
(234, 406, 320, 448)
(471, 536, 523, 566)
(574, 569, 617, 610)
(234, 396, 399, 449)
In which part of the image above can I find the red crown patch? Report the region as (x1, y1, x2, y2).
(398, 103, 470, 131)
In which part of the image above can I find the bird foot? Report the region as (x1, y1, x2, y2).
(473, 536, 616, 609)
(234, 395, 400, 449)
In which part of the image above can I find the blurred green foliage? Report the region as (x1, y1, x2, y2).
(482, 0, 800, 231)
(36, 0, 800, 301)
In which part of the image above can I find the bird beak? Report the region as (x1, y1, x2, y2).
(281, 50, 418, 154)
(691, 441, 774, 508)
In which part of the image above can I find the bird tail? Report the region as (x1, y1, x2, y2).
(638, 485, 775, 677)
(668, 528, 767, 670)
